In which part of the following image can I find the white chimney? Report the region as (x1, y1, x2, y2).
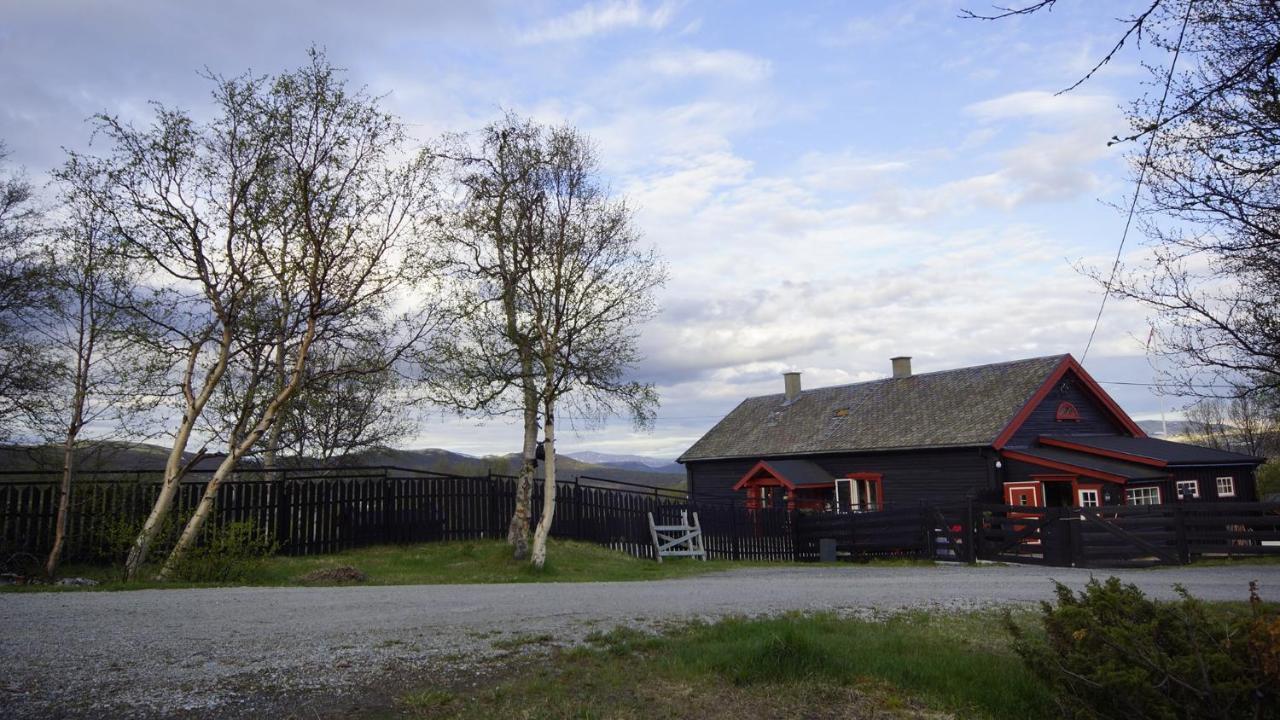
(891, 356, 912, 379)
(783, 371, 801, 403)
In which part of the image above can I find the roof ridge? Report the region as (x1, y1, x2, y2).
(743, 354, 1069, 401)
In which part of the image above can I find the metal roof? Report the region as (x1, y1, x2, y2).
(1041, 434, 1264, 466)
(1009, 445, 1170, 481)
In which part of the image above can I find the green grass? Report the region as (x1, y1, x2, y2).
(390, 610, 1055, 720)
(4, 539, 741, 592)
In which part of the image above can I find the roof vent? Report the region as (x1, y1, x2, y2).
(891, 356, 912, 379)
(782, 371, 801, 403)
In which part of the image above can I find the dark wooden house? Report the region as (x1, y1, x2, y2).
(677, 354, 1264, 511)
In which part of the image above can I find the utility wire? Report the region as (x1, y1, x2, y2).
(1082, 0, 1195, 362)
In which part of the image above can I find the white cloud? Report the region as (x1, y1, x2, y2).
(966, 90, 1115, 122)
(521, 0, 676, 44)
(646, 49, 772, 83)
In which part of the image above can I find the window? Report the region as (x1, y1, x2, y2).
(1216, 476, 1236, 497)
(835, 475, 882, 512)
(1077, 488, 1100, 507)
(1055, 401, 1080, 421)
(1126, 486, 1161, 505)
(1175, 480, 1200, 499)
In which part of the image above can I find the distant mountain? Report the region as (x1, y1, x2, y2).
(362, 447, 685, 489)
(0, 443, 686, 490)
(568, 451, 683, 475)
(1136, 419, 1194, 439)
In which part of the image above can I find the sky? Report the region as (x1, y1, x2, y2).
(1, 0, 1188, 460)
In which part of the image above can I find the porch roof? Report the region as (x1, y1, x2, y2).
(1039, 434, 1264, 467)
(1004, 445, 1169, 484)
(732, 459, 834, 491)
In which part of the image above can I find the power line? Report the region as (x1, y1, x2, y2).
(1081, 0, 1194, 362)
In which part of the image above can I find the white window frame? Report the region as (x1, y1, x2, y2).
(1077, 488, 1100, 508)
(1125, 486, 1162, 505)
(1175, 480, 1200, 499)
(1216, 476, 1236, 497)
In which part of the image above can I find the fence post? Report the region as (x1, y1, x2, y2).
(275, 470, 291, 551)
(574, 477, 583, 540)
(381, 468, 393, 543)
(965, 497, 977, 564)
(1174, 505, 1190, 564)
(730, 500, 740, 561)
(486, 470, 496, 538)
(919, 502, 931, 560)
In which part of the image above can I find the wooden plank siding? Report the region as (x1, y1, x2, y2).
(1005, 371, 1128, 447)
(686, 447, 997, 508)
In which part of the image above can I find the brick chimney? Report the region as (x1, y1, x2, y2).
(783, 371, 801, 403)
(891, 356, 912, 379)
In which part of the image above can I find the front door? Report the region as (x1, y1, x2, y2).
(1004, 481, 1042, 507)
(1003, 481, 1043, 545)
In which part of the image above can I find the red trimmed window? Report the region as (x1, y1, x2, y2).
(1055, 401, 1080, 421)
(835, 473, 883, 513)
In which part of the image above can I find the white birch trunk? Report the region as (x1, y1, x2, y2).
(529, 399, 556, 569)
(507, 385, 538, 559)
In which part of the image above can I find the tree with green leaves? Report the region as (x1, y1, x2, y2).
(0, 142, 57, 441)
(519, 125, 665, 569)
(34, 165, 165, 578)
(73, 50, 443, 579)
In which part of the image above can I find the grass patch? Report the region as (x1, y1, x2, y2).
(4, 539, 733, 592)
(393, 610, 1054, 720)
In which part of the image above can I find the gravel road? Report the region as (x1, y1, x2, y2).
(2, 563, 1275, 719)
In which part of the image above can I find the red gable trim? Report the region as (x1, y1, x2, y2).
(732, 460, 796, 491)
(1001, 448, 1143, 484)
(1037, 436, 1168, 468)
(992, 355, 1146, 450)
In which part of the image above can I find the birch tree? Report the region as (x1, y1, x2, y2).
(72, 74, 276, 579)
(429, 116, 547, 560)
(35, 168, 163, 577)
(0, 143, 56, 440)
(155, 52, 442, 578)
(75, 50, 441, 579)
(522, 126, 664, 569)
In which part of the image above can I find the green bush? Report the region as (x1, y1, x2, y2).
(1256, 460, 1280, 498)
(1008, 577, 1280, 720)
(167, 519, 276, 583)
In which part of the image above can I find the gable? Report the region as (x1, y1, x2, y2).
(997, 362, 1144, 449)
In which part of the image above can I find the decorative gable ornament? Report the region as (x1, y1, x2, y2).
(1055, 401, 1081, 422)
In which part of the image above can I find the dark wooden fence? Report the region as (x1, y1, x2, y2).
(0, 466, 794, 564)
(5, 466, 1276, 568)
(974, 501, 1280, 567)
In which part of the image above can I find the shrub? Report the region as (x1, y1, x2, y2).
(167, 519, 276, 583)
(1256, 460, 1280, 499)
(1007, 577, 1279, 720)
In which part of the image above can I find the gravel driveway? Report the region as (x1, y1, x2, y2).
(2, 563, 1275, 719)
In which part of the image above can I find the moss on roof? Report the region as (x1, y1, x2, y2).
(678, 355, 1067, 462)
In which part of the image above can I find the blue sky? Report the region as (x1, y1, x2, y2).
(1, 0, 1183, 458)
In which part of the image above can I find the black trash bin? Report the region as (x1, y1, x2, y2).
(819, 537, 837, 563)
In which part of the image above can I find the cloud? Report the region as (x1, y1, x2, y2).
(521, 0, 676, 44)
(966, 90, 1115, 122)
(646, 49, 772, 83)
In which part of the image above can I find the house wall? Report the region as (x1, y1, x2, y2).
(999, 459, 1258, 505)
(1006, 371, 1128, 447)
(1164, 465, 1258, 502)
(1001, 459, 1127, 505)
(685, 447, 996, 508)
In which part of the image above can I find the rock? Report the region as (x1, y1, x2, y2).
(54, 577, 100, 587)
